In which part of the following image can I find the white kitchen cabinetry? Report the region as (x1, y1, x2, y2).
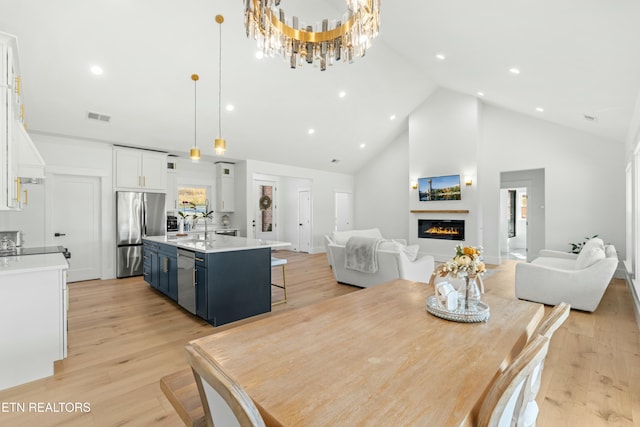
(166, 167, 178, 212)
(216, 162, 235, 212)
(114, 147, 167, 191)
(0, 254, 68, 391)
(1, 33, 22, 210)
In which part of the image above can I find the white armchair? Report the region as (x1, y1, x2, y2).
(325, 229, 434, 288)
(515, 238, 618, 312)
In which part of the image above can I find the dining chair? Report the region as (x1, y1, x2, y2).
(185, 344, 266, 427)
(476, 334, 550, 427)
(533, 302, 570, 340)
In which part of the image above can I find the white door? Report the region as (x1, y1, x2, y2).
(52, 175, 101, 282)
(254, 180, 277, 241)
(298, 190, 311, 253)
(335, 192, 352, 231)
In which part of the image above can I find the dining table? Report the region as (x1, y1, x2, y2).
(188, 279, 544, 426)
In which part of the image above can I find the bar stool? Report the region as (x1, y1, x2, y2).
(271, 257, 287, 305)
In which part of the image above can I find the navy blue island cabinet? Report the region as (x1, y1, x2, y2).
(143, 239, 272, 327)
(194, 247, 271, 326)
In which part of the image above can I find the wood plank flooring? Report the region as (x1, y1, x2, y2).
(0, 253, 637, 426)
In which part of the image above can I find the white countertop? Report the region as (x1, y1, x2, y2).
(0, 253, 69, 276)
(144, 235, 291, 253)
(167, 227, 239, 236)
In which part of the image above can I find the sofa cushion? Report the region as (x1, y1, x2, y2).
(531, 257, 577, 270)
(379, 240, 420, 262)
(575, 246, 606, 270)
(332, 228, 383, 246)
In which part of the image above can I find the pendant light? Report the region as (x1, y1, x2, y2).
(214, 14, 226, 156)
(190, 73, 201, 162)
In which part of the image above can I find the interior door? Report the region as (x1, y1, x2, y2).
(335, 192, 352, 231)
(298, 190, 311, 253)
(254, 180, 276, 241)
(52, 174, 101, 282)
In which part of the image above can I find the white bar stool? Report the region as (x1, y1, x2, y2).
(271, 257, 287, 305)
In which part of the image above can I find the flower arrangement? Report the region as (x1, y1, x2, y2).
(440, 245, 486, 278)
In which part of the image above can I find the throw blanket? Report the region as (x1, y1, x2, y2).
(345, 236, 382, 273)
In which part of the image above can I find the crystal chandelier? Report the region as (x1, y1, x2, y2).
(244, 0, 380, 71)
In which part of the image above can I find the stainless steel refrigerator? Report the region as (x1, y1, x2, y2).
(116, 191, 166, 278)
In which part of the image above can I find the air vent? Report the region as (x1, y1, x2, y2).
(87, 111, 111, 123)
(583, 114, 598, 123)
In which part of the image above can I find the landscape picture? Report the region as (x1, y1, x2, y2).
(418, 175, 461, 201)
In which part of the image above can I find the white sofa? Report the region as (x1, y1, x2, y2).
(325, 228, 435, 288)
(515, 238, 618, 312)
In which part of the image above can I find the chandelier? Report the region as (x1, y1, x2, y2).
(189, 74, 200, 162)
(214, 14, 227, 155)
(244, 0, 380, 71)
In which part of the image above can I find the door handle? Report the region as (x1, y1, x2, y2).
(54, 233, 66, 237)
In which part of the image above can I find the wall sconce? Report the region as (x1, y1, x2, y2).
(464, 176, 473, 186)
(411, 181, 418, 190)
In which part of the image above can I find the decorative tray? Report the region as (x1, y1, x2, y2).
(425, 296, 490, 323)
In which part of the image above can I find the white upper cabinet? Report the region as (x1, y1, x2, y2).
(216, 162, 235, 212)
(1, 33, 23, 210)
(114, 147, 167, 192)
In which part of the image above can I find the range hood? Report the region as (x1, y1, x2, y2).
(15, 121, 45, 179)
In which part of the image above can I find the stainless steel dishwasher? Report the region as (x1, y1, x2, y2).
(177, 249, 196, 314)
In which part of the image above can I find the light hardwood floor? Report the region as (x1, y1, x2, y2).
(0, 252, 637, 426)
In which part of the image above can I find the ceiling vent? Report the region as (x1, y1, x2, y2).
(583, 114, 598, 123)
(87, 111, 111, 123)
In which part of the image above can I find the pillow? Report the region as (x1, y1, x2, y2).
(575, 246, 606, 270)
(402, 245, 420, 262)
(379, 240, 402, 252)
(378, 241, 420, 261)
(580, 237, 604, 253)
(332, 228, 383, 246)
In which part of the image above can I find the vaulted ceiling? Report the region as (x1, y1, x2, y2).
(2, 0, 639, 174)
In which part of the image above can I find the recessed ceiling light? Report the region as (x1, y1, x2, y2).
(255, 51, 264, 59)
(509, 67, 521, 75)
(435, 54, 446, 60)
(308, 128, 315, 135)
(226, 104, 234, 112)
(90, 65, 103, 76)
(338, 91, 346, 98)
(477, 91, 485, 97)
(390, 114, 396, 121)
(360, 143, 366, 148)
(535, 107, 544, 112)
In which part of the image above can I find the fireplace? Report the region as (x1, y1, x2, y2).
(418, 219, 465, 241)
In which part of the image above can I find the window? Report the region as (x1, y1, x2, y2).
(178, 186, 209, 216)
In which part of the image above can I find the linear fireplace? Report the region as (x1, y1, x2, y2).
(418, 219, 465, 241)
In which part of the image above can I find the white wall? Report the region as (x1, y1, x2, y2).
(408, 89, 480, 262)
(354, 130, 409, 240)
(31, 133, 115, 279)
(480, 104, 626, 263)
(243, 159, 354, 253)
(353, 87, 626, 267)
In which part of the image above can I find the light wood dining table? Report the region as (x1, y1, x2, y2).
(188, 279, 544, 426)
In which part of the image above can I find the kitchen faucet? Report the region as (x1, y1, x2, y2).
(204, 199, 211, 240)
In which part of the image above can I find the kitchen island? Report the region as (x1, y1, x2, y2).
(142, 235, 289, 326)
(0, 253, 68, 391)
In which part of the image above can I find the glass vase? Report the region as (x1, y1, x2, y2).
(458, 274, 481, 312)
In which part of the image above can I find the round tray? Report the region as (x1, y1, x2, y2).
(425, 295, 490, 323)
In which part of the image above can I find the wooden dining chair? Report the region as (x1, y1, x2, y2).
(185, 344, 266, 427)
(533, 302, 570, 340)
(476, 334, 550, 427)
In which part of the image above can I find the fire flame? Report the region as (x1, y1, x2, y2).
(425, 226, 460, 236)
